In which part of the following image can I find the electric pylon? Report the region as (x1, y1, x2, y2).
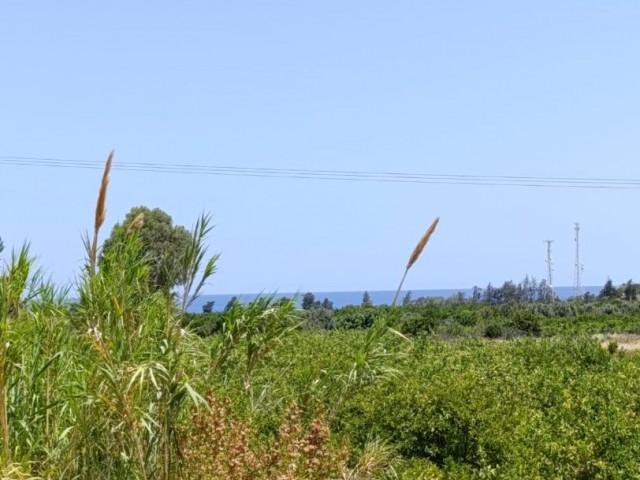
(544, 239, 554, 296)
(574, 223, 583, 296)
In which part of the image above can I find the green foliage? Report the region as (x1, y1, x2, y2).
(11, 217, 640, 479)
(600, 278, 618, 299)
(339, 336, 640, 478)
(484, 323, 503, 339)
(398, 305, 441, 335)
(362, 291, 372, 307)
(301, 292, 315, 310)
(102, 206, 193, 291)
(302, 306, 335, 330)
(334, 305, 384, 329)
(402, 290, 412, 306)
(176, 212, 219, 313)
(509, 309, 542, 336)
(182, 311, 224, 336)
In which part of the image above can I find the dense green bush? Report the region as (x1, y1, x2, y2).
(333, 305, 384, 329)
(336, 336, 640, 478)
(484, 323, 503, 339)
(182, 311, 224, 336)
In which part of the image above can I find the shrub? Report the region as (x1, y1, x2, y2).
(181, 391, 349, 480)
(510, 310, 541, 336)
(484, 323, 503, 339)
(334, 306, 383, 329)
(302, 307, 336, 330)
(399, 311, 439, 336)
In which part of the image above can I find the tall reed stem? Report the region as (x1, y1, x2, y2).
(0, 343, 9, 464)
(90, 151, 113, 275)
(392, 217, 440, 307)
(392, 269, 409, 307)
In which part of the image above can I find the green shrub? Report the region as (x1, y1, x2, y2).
(510, 309, 541, 336)
(484, 323, 503, 339)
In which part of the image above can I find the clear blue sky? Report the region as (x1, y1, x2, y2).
(1, 1, 639, 294)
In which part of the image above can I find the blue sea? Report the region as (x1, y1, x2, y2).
(189, 285, 603, 313)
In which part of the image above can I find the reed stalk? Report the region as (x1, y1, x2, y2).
(89, 150, 113, 275)
(392, 217, 440, 306)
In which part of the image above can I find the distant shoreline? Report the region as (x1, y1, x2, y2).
(190, 285, 602, 313)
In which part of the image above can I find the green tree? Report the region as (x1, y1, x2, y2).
(101, 206, 192, 291)
(623, 280, 639, 301)
(402, 290, 413, 306)
(362, 291, 372, 307)
(224, 296, 240, 312)
(302, 292, 316, 310)
(202, 301, 215, 313)
(599, 279, 618, 300)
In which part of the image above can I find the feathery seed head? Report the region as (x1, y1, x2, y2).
(406, 216, 440, 270)
(126, 213, 145, 234)
(94, 150, 113, 232)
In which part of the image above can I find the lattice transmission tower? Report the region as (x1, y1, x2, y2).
(574, 222, 583, 296)
(544, 239, 554, 297)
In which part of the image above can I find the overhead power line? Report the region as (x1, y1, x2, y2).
(1, 155, 639, 189)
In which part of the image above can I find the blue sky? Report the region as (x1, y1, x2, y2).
(1, 1, 639, 294)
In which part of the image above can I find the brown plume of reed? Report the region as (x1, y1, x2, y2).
(126, 213, 145, 235)
(89, 150, 114, 274)
(392, 216, 440, 306)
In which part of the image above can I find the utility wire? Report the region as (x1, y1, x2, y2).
(1, 155, 639, 189)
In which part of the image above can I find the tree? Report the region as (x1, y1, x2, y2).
(302, 292, 316, 310)
(101, 206, 192, 291)
(536, 279, 554, 302)
(275, 296, 292, 307)
(202, 301, 215, 313)
(362, 291, 372, 307)
(321, 298, 334, 310)
(224, 296, 240, 312)
(402, 291, 413, 306)
(471, 286, 482, 304)
(623, 280, 639, 301)
(599, 279, 618, 300)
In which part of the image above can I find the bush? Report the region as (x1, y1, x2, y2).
(334, 306, 383, 329)
(484, 323, 503, 339)
(510, 310, 541, 336)
(399, 310, 439, 336)
(302, 307, 336, 330)
(182, 312, 224, 336)
(454, 309, 477, 327)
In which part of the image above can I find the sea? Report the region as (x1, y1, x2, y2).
(189, 285, 603, 313)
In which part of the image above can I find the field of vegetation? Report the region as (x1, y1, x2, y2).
(3, 156, 640, 479)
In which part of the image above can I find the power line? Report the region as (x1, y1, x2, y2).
(1, 155, 640, 189)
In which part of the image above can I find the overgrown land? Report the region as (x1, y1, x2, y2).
(2, 155, 640, 479)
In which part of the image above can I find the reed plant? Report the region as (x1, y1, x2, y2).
(392, 217, 440, 306)
(178, 213, 219, 314)
(0, 246, 38, 465)
(73, 153, 206, 479)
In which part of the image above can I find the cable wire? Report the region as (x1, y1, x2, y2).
(1, 155, 638, 190)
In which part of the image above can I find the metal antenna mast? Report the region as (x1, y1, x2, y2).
(544, 239, 554, 295)
(574, 223, 582, 296)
